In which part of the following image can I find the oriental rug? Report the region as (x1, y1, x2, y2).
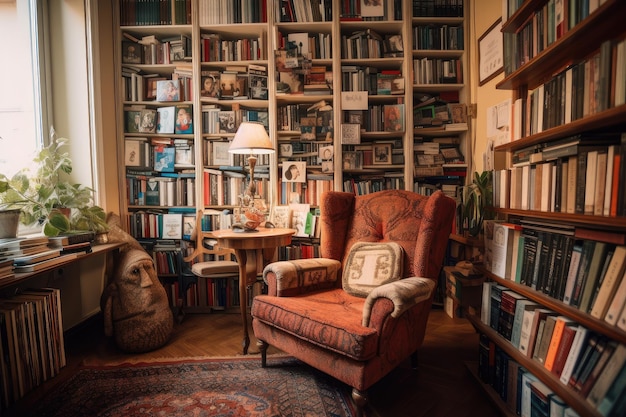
(29, 356, 355, 417)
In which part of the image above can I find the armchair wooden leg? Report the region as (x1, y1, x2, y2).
(351, 388, 368, 417)
(257, 340, 268, 367)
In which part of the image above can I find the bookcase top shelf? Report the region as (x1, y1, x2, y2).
(497, 0, 626, 91)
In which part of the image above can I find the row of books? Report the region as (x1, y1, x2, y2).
(412, 23, 464, 51)
(340, 66, 404, 95)
(277, 101, 333, 134)
(127, 210, 195, 240)
(478, 331, 623, 417)
(201, 106, 269, 136)
(125, 137, 194, 170)
(0, 288, 65, 409)
(480, 285, 626, 417)
(340, 103, 405, 133)
(203, 140, 270, 168)
(125, 105, 194, 135)
(277, 177, 333, 206)
(278, 242, 321, 261)
(484, 219, 626, 328)
(503, 0, 606, 76)
(495, 132, 626, 217)
(199, 0, 268, 24)
(279, 0, 333, 22)
(417, 180, 459, 197)
(412, 0, 464, 18)
(340, 0, 403, 21)
(126, 171, 195, 207)
(276, 31, 332, 60)
(342, 173, 405, 196)
(171, 275, 268, 311)
(119, 0, 191, 26)
(413, 57, 463, 85)
(121, 33, 192, 65)
(0, 234, 94, 277)
(507, 37, 626, 141)
(202, 168, 269, 207)
(122, 65, 193, 103)
(200, 34, 266, 63)
(340, 30, 404, 60)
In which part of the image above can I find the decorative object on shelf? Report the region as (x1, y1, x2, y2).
(228, 121, 275, 232)
(0, 127, 109, 237)
(461, 171, 493, 237)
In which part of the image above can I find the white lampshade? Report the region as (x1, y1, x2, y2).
(229, 121, 274, 154)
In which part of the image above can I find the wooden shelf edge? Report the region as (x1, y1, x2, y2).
(466, 314, 604, 417)
(480, 269, 626, 345)
(464, 360, 518, 417)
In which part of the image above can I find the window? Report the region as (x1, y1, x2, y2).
(0, 0, 50, 176)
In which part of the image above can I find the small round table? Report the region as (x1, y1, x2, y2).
(210, 227, 295, 354)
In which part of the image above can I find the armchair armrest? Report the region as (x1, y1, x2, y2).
(362, 277, 435, 327)
(263, 258, 342, 297)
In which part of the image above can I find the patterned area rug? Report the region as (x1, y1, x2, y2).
(30, 356, 355, 417)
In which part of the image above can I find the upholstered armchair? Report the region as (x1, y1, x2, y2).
(251, 189, 456, 416)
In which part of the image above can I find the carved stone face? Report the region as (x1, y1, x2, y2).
(104, 248, 173, 352)
(115, 252, 166, 316)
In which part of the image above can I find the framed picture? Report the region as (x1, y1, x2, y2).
(373, 143, 392, 164)
(282, 161, 306, 183)
(478, 18, 504, 86)
(341, 123, 361, 144)
(212, 141, 232, 165)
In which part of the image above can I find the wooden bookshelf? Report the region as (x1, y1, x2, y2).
(479, 0, 626, 416)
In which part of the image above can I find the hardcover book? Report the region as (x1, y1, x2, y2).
(157, 106, 176, 134)
(154, 146, 175, 172)
(156, 79, 180, 102)
(174, 105, 193, 134)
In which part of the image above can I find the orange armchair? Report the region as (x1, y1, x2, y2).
(251, 189, 456, 416)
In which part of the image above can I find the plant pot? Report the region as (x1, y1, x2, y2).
(0, 209, 21, 238)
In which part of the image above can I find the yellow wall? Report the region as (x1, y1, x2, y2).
(469, 0, 511, 173)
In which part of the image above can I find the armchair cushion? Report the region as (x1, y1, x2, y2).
(343, 241, 404, 297)
(252, 289, 379, 361)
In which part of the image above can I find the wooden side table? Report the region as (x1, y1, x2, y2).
(210, 227, 295, 354)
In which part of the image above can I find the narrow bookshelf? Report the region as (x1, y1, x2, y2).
(472, 1, 626, 416)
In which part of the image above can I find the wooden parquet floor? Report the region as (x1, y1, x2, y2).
(7, 307, 502, 417)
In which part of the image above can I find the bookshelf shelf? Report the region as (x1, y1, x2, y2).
(483, 1, 626, 416)
(467, 314, 604, 417)
(498, 0, 626, 91)
(482, 270, 626, 346)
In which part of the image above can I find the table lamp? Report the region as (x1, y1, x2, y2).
(228, 121, 274, 231)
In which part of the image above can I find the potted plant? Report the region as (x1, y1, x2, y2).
(0, 128, 108, 237)
(461, 171, 493, 237)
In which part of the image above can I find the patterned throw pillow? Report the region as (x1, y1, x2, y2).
(342, 242, 404, 298)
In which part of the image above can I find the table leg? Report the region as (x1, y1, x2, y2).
(235, 248, 260, 355)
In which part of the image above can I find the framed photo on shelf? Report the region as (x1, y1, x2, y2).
(156, 80, 180, 102)
(373, 143, 392, 165)
(478, 18, 504, 86)
(212, 141, 232, 166)
(282, 161, 306, 183)
(341, 123, 361, 144)
(270, 205, 291, 229)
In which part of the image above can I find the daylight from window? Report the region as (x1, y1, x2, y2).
(0, 1, 41, 177)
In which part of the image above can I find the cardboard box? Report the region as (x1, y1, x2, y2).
(444, 266, 484, 307)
